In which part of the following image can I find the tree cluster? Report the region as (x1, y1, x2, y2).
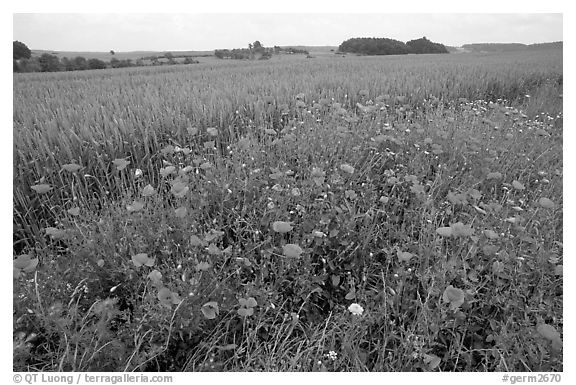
(13, 42, 200, 73)
(273, 46, 309, 55)
(214, 48, 273, 60)
(213, 41, 305, 60)
(14, 53, 109, 73)
(338, 37, 448, 56)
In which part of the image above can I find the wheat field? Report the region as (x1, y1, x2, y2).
(13, 49, 563, 371)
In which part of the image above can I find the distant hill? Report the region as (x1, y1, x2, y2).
(460, 42, 562, 53)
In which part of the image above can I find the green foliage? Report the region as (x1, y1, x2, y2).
(406, 37, 449, 54)
(14, 40, 31, 60)
(339, 36, 449, 56)
(38, 53, 61, 72)
(215, 40, 274, 60)
(339, 37, 410, 55)
(87, 58, 107, 70)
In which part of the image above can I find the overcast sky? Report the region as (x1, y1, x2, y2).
(13, 13, 563, 52)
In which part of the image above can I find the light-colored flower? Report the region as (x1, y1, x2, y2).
(348, 303, 364, 316)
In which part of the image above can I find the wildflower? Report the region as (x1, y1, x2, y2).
(272, 221, 293, 233)
(31, 184, 52, 194)
(148, 270, 163, 286)
(134, 168, 143, 178)
(67, 207, 80, 216)
(512, 180, 525, 190)
(397, 249, 414, 262)
(207, 244, 221, 256)
(486, 172, 502, 180)
(195, 261, 211, 271)
(483, 229, 499, 239)
(174, 207, 187, 218)
(442, 285, 465, 310)
(201, 302, 219, 319)
(45, 227, 67, 240)
(238, 297, 258, 317)
(326, 351, 338, 361)
(13, 254, 38, 277)
(348, 303, 364, 316)
(126, 200, 145, 212)
(141, 184, 156, 197)
(538, 197, 555, 209)
(131, 253, 155, 267)
(160, 166, 176, 177)
(282, 244, 303, 258)
(170, 180, 189, 198)
(340, 164, 355, 174)
(112, 158, 130, 171)
(61, 163, 82, 173)
(537, 324, 562, 351)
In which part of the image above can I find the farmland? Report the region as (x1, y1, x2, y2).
(13, 49, 563, 372)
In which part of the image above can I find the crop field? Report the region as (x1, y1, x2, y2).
(13, 49, 563, 372)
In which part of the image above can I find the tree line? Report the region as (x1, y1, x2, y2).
(13, 41, 199, 73)
(214, 41, 308, 60)
(338, 37, 449, 55)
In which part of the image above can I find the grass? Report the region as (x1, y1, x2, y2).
(13, 49, 563, 372)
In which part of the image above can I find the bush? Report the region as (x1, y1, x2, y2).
(14, 41, 31, 60)
(87, 58, 107, 70)
(406, 37, 449, 54)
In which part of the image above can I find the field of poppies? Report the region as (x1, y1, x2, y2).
(13, 49, 563, 372)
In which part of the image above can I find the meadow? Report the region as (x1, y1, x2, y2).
(13, 49, 563, 371)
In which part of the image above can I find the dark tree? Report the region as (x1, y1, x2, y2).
(406, 37, 449, 54)
(165, 53, 176, 65)
(87, 58, 107, 70)
(110, 50, 115, 55)
(38, 53, 61, 72)
(16, 58, 41, 72)
(73, 56, 88, 70)
(60, 57, 76, 71)
(183, 57, 198, 64)
(13, 41, 31, 60)
(253, 41, 263, 52)
(338, 38, 410, 55)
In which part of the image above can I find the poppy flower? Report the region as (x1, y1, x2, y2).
(31, 184, 52, 194)
(442, 285, 465, 310)
(61, 163, 82, 173)
(132, 253, 155, 267)
(272, 221, 293, 233)
(142, 184, 156, 197)
(201, 301, 219, 319)
(67, 207, 80, 216)
(538, 197, 555, 209)
(112, 159, 130, 171)
(340, 164, 355, 174)
(282, 244, 303, 258)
